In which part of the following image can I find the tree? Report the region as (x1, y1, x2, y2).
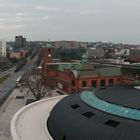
(21, 74, 50, 100)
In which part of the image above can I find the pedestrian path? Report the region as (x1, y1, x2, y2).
(0, 89, 26, 140)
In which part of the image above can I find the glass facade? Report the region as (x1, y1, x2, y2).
(81, 91, 140, 121)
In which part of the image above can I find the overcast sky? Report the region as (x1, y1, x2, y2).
(1, 0, 140, 44)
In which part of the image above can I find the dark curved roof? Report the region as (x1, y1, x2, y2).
(47, 88, 140, 140)
(95, 85, 140, 109)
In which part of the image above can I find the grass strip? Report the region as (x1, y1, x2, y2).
(0, 74, 11, 85)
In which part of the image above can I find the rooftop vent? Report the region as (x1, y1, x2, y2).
(104, 120, 120, 128)
(71, 104, 80, 109)
(82, 112, 95, 118)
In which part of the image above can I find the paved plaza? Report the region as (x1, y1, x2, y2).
(0, 88, 60, 140)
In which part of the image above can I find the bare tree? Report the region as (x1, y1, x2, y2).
(21, 74, 49, 100)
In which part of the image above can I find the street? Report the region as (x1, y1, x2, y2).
(0, 56, 37, 106)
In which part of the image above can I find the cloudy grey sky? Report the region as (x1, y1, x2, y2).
(0, 0, 140, 44)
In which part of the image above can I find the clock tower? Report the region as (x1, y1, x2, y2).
(44, 41, 54, 64)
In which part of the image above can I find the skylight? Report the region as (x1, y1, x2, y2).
(81, 91, 140, 121)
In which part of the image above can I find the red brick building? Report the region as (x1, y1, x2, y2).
(44, 63, 121, 94)
(43, 42, 122, 94)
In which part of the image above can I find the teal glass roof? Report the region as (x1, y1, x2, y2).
(80, 90, 140, 121)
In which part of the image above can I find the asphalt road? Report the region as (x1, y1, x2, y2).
(0, 56, 37, 106)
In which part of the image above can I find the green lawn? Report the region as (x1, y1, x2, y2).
(0, 74, 11, 85)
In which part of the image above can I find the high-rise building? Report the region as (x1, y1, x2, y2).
(0, 40, 7, 58)
(15, 36, 23, 47)
(15, 36, 26, 48)
(23, 38, 26, 47)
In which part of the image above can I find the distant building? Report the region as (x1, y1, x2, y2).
(20, 50, 26, 58)
(113, 48, 130, 58)
(22, 38, 26, 47)
(15, 36, 22, 47)
(55, 41, 87, 48)
(10, 50, 25, 59)
(10, 52, 21, 59)
(0, 40, 7, 58)
(15, 36, 26, 48)
(129, 49, 140, 62)
(87, 47, 105, 59)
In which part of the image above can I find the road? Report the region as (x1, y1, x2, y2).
(0, 56, 37, 106)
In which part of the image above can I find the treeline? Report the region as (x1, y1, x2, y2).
(0, 62, 13, 71)
(35, 48, 45, 66)
(14, 58, 27, 72)
(30, 47, 40, 60)
(25, 48, 34, 58)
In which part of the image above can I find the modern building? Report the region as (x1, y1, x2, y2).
(11, 86, 140, 140)
(15, 36, 26, 48)
(0, 40, 7, 58)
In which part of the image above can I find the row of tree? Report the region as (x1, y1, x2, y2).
(30, 47, 40, 60)
(34, 48, 45, 67)
(20, 74, 49, 100)
(14, 58, 27, 72)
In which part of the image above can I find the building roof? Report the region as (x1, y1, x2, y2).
(81, 90, 140, 120)
(95, 85, 140, 109)
(47, 63, 121, 78)
(78, 67, 121, 78)
(48, 87, 140, 140)
(97, 67, 121, 77)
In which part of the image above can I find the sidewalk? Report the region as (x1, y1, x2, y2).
(0, 89, 27, 140)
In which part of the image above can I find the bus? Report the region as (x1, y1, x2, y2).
(16, 76, 22, 87)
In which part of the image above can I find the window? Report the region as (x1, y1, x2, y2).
(109, 79, 114, 86)
(104, 120, 120, 128)
(118, 78, 120, 83)
(48, 48, 51, 53)
(72, 80, 75, 86)
(82, 81, 87, 87)
(91, 80, 97, 87)
(100, 79, 105, 87)
(71, 104, 80, 109)
(82, 112, 95, 118)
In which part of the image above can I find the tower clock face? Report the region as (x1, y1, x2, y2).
(48, 54, 51, 57)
